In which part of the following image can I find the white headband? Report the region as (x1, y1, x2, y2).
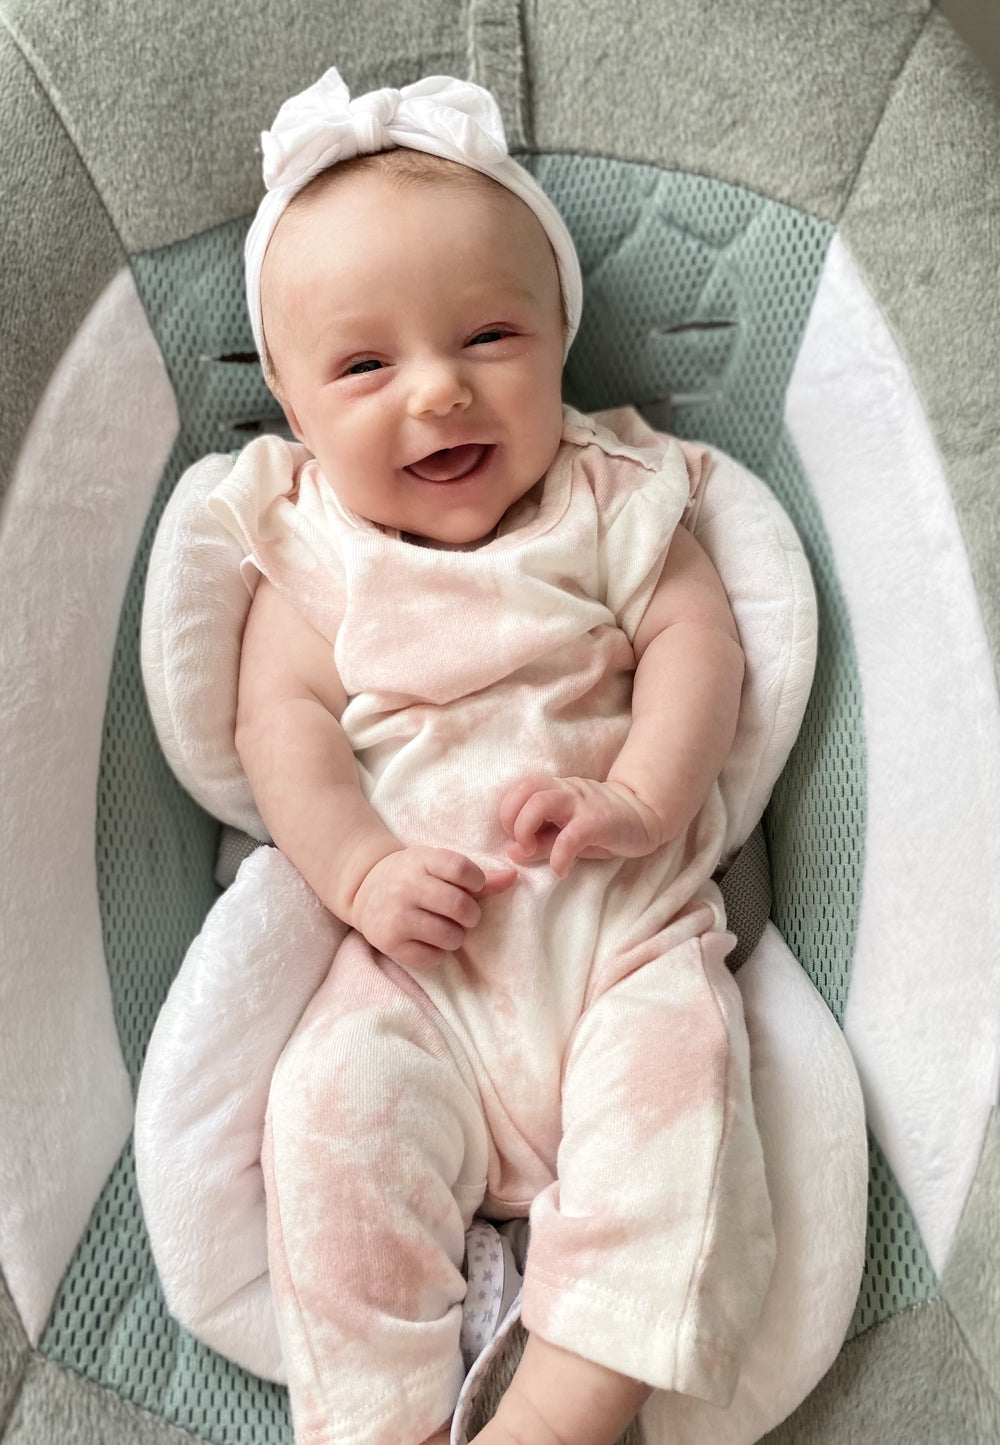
(244, 68, 583, 363)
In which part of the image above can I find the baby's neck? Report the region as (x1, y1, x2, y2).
(400, 529, 497, 552)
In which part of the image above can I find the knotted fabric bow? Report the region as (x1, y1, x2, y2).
(244, 68, 582, 363)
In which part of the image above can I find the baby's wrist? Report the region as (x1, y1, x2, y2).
(603, 773, 674, 848)
(325, 831, 403, 926)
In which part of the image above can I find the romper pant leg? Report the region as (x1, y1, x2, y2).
(263, 932, 490, 1445)
(521, 922, 775, 1408)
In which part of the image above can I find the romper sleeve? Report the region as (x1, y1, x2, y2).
(207, 435, 349, 647)
(207, 434, 309, 594)
(578, 408, 704, 642)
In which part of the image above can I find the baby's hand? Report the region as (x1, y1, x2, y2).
(351, 848, 516, 969)
(500, 776, 664, 879)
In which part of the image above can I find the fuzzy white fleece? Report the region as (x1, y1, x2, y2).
(785, 234, 1000, 1275)
(0, 267, 179, 1341)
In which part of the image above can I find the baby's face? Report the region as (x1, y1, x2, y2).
(261, 167, 566, 545)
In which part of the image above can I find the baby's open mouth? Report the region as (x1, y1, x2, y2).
(405, 444, 490, 483)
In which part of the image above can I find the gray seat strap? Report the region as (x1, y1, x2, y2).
(717, 821, 772, 971)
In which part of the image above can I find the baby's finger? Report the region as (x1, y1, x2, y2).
(548, 826, 584, 879)
(428, 853, 516, 902)
(510, 789, 575, 857)
(476, 867, 518, 897)
(420, 877, 483, 930)
(392, 938, 450, 971)
(427, 848, 494, 896)
(410, 909, 466, 954)
(498, 775, 559, 837)
(548, 822, 614, 878)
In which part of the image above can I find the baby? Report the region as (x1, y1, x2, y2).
(216, 68, 775, 1445)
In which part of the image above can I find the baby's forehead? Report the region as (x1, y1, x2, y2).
(273, 157, 557, 281)
(295, 154, 540, 240)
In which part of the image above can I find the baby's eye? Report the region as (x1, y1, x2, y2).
(344, 358, 384, 375)
(468, 329, 509, 347)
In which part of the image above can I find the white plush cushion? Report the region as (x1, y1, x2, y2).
(786, 236, 1000, 1272)
(141, 450, 291, 840)
(689, 448, 817, 861)
(135, 846, 340, 1383)
(1, 267, 176, 1343)
(140, 427, 817, 859)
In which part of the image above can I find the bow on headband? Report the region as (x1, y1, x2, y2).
(262, 70, 508, 194)
(244, 67, 583, 362)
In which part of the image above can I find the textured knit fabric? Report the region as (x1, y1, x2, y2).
(210, 407, 775, 1444)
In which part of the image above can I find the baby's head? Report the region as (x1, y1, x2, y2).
(245, 70, 582, 546)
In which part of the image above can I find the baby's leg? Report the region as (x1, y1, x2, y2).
(472, 1333, 651, 1445)
(264, 934, 490, 1445)
(520, 925, 774, 1414)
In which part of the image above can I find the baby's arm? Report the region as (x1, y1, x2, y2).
(236, 578, 513, 967)
(502, 524, 744, 876)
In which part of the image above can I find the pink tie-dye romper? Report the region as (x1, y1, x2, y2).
(210, 407, 775, 1445)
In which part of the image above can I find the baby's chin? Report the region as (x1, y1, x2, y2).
(395, 493, 535, 549)
(384, 466, 549, 548)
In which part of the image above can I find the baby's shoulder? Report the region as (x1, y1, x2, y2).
(559, 405, 698, 524)
(208, 434, 311, 522)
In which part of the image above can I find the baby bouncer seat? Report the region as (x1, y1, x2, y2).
(2, 1, 999, 1442)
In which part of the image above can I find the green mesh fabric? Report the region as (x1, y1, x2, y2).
(763, 432, 867, 1027)
(38, 156, 932, 1437)
(849, 1135, 940, 1336)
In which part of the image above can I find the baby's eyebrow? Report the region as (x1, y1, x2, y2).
(303, 313, 377, 358)
(469, 279, 550, 310)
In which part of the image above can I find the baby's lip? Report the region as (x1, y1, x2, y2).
(405, 443, 490, 483)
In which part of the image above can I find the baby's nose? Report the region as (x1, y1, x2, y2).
(407, 359, 472, 417)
